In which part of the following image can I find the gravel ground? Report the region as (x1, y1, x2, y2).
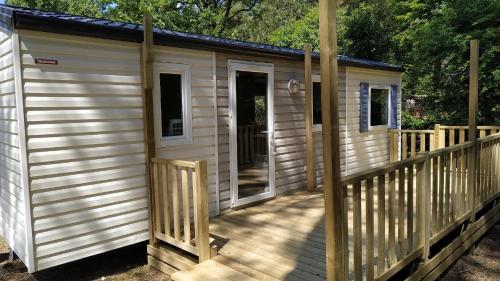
(439, 223, 500, 281)
(0, 240, 170, 281)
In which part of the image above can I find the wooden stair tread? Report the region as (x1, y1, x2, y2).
(171, 260, 259, 281)
(147, 244, 197, 272)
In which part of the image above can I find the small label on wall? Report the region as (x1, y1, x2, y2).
(35, 59, 58, 65)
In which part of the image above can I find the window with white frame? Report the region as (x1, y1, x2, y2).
(155, 63, 192, 146)
(312, 75, 322, 129)
(369, 87, 390, 127)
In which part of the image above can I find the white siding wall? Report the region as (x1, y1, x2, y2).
(312, 66, 348, 186)
(216, 54, 347, 212)
(19, 30, 149, 271)
(0, 30, 28, 264)
(345, 67, 401, 174)
(152, 47, 218, 216)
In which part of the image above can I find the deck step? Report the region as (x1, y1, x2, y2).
(171, 260, 259, 281)
(147, 244, 198, 273)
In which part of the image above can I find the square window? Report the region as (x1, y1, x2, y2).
(370, 88, 389, 127)
(313, 82, 322, 126)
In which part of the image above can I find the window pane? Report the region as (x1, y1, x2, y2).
(313, 82, 322, 125)
(160, 73, 183, 137)
(370, 88, 389, 126)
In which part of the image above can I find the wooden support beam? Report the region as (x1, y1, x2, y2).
(195, 160, 211, 262)
(467, 39, 479, 255)
(304, 43, 315, 192)
(318, 1, 344, 280)
(141, 14, 157, 245)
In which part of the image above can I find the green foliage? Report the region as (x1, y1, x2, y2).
(269, 7, 320, 51)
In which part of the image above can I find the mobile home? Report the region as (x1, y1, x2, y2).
(0, 4, 403, 273)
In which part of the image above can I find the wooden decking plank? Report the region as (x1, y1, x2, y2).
(218, 241, 326, 280)
(172, 260, 259, 281)
(214, 255, 281, 281)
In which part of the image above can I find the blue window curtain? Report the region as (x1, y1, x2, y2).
(390, 84, 398, 129)
(359, 82, 369, 132)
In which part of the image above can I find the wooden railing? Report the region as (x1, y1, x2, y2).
(390, 124, 500, 162)
(149, 158, 210, 262)
(339, 132, 500, 281)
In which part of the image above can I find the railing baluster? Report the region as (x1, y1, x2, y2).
(420, 133, 426, 152)
(410, 133, 416, 157)
(450, 151, 456, 220)
(444, 153, 451, 226)
(388, 171, 396, 266)
(181, 167, 191, 244)
(366, 178, 375, 281)
(153, 162, 161, 233)
(456, 150, 462, 216)
(461, 148, 467, 216)
(449, 129, 455, 146)
(459, 129, 465, 145)
(377, 174, 386, 276)
(162, 163, 171, 237)
(430, 132, 435, 151)
(407, 165, 414, 253)
(402, 133, 408, 160)
(172, 166, 181, 241)
(353, 182, 362, 281)
(397, 167, 405, 259)
(432, 157, 438, 234)
(438, 154, 445, 231)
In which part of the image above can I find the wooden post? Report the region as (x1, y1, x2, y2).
(467, 40, 479, 255)
(318, 1, 344, 280)
(141, 14, 157, 246)
(389, 129, 398, 162)
(305, 43, 315, 192)
(194, 160, 211, 262)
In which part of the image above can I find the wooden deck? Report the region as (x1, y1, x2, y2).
(209, 190, 327, 281)
(173, 182, 420, 281)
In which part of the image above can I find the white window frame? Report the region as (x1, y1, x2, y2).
(312, 74, 322, 132)
(153, 62, 193, 147)
(368, 84, 391, 130)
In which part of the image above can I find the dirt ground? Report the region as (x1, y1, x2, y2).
(439, 223, 500, 281)
(0, 223, 498, 281)
(0, 240, 170, 281)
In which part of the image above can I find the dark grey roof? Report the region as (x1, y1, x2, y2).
(0, 4, 404, 72)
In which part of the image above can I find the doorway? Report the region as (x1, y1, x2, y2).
(228, 60, 275, 208)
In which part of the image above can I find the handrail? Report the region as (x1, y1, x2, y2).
(341, 154, 426, 186)
(390, 124, 500, 162)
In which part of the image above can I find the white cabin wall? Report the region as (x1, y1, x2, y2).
(152, 46, 218, 217)
(312, 64, 347, 186)
(215, 53, 347, 212)
(18, 30, 149, 271)
(0, 29, 29, 265)
(345, 67, 401, 174)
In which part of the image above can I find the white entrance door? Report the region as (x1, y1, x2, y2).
(228, 60, 275, 208)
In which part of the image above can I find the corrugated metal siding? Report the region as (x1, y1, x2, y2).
(19, 30, 148, 270)
(152, 46, 218, 216)
(345, 67, 401, 174)
(216, 53, 347, 212)
(0, 29, 28, 263)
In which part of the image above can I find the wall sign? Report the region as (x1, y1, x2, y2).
(35, 59, 58, 65)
